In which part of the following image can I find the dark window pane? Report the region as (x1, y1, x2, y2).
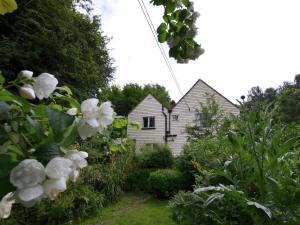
(143, 117, 148, 128)
(149, 117, 155, 128)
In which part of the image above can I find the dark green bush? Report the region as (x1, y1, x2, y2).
(175, 135, 230, 189)
(148, 169, 183, 198)
(137, 144, 173, 169)
(125, 168, 154, 192)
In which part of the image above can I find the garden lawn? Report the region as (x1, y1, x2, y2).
(80, 193, 176, 225)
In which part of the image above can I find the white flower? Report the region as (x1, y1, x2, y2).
(19, 84, 36, 99)
(33, 73, 58, 100)
(19, 70, 33, 79)
(65, 150, 88, 169)
(45, 157, 73, 180)
(43, 178, 67, 200)
(81, 98, 99, 119)
(0, 192, 15, 219)
(69, 169, 80, 182)
(10, 159, 45, 189)
(66, 108, 77, 116)
(97, 101, 114, 127)
(77, 118, 98, 140)
(17, 185, 44, 208)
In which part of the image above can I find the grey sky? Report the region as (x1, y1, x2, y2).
(93, 0, 300, 103)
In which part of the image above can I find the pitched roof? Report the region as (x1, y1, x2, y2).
(173, 79, 239, 109)
(127, 93, 167, 115)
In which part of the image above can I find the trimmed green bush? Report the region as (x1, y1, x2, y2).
(125, 168, 154, 192)
(148, 169, 183, 198)
(137, 144, 173, 169)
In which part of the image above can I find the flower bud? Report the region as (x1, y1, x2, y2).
(19, 85, 36, 100)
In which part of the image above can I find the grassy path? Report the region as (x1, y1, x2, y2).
(80, 193, 176, 225)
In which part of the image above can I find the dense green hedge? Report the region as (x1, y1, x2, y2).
(148, 169, 184, 198)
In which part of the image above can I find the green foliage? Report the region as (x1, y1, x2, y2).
(99, 83, 171, 116)
(0, 0, 17, 15)
(125, 168, 153, 192)
(0, 0, 113, 100)
(148, 169, 183, 198)
(137, 144, 173, 169)
(175, 135, 229, 188)
(170, 104, 300, 225)
(186, 93, 225, 140)
(3, 176, 106, 225)
(151, 0, 204, 63)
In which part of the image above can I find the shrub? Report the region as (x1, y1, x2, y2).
(148, 169, 183, 198)
(125, 168, 154, 192)
(175, 135, 229, 188)
(137, 144, 173, 169)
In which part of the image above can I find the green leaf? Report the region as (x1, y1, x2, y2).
(113, 118, 128, 129)
(0, 89, 30, 113)
(130, 122, 141, 130)
(34, 144, 60, 165)
(0, 100, 10, 115)
(165, 1, 176, 14)
(158, 32, 168, 43)
(0, 154, 18, 197)
(26, 115, 44, 141)
(181, 0, 190, 7)
(0, 0, 17, 15)
(157, 22, 167, 34)
(59, 121, 79, 147)
(0, 72, 5, 85)
(56, 86, 73, 96)
(150, 0, 164, 6)
(46, 107, 75, 142)
(58, 96, 80, 109)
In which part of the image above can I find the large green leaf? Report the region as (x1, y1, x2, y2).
(34, 144, 60, 165)
(0, 0, 17, 15)
(46, 107, 75, 142)
(0, 154, 18, 197)
(26, 115, 44, 141)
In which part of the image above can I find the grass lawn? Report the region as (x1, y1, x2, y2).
(79, 193, 176, 225)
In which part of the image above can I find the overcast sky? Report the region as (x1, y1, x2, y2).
(92, 0, 300, 103)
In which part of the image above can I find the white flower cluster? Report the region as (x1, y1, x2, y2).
(77, 99, 114, 140)
(19, 70, 58, 100)
(0, 150, 87, 219)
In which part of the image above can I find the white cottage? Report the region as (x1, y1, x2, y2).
(127, 79, 240, 155)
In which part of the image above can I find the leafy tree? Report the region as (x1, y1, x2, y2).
(99, 83, 171, 116)
(0, 0, 114, 100)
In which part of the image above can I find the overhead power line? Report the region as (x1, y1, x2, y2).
(137, 0, 190, 110)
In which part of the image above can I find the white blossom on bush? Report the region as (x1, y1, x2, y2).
(43, 178, 67, 200)
(98, 101, 114, 127)
(77, 99, 114, 140)
(16, 185, 44, 208)
(19, 84, 36, 100)
(45, 157, 73, 180)
(0, 193, 15, 219)
(65, 150, 88, 169)
(19, 70, 33, 79)
(66, 107, 77, 116)
(10, 159, 46, 189)
(33, 73, 58, 100)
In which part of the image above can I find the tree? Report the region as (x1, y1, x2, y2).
(0, 0, 114, 100)
(99, 83, 171, 116)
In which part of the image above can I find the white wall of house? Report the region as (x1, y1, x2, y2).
(127, 94, 167, 150)
(169, 79, 240, 155)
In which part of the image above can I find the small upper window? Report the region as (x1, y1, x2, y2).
(172, 115, 179, 121)
(143, 116, 155, 129)
(195, 112, 210, 128)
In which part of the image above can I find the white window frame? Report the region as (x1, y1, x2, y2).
(143, 116, 155, 129)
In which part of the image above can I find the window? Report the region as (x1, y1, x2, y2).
(143, 116, 155, 129)
(195, 112, 209, 128)
(172, 115, 179, 121)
